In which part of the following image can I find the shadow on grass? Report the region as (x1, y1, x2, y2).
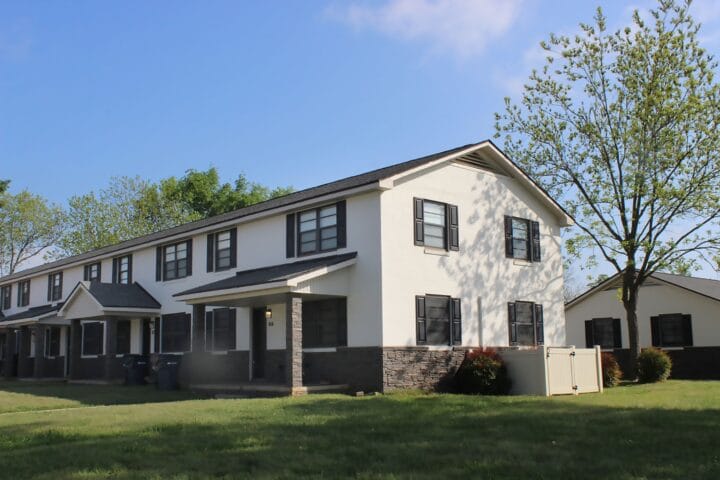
(1, 392, 719, 479)
(0, 381, 201, 409)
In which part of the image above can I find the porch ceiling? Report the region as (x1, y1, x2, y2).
(173, 252, 357, 305)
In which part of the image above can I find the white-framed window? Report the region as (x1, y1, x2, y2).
(164, 241, 190, 280)
(215, 231, 233, 271)
(113, 255, 132, 284)
(298, 204, 338, 255)
(504, 216, 541, 262)
(17, 280, 30, 307)
(44, 326, 61, 358)
(84, 262, 101, 282)
(48, 272, 63, 302)
(508, 301, 544, 346)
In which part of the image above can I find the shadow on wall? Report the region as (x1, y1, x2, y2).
(439, 171, 565, 347)
(1, 394, 718, 478)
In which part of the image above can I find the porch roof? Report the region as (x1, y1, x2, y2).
(174, 252, 358, 303)
(0, 303, 63, 327)
(58, 281, 162, 319)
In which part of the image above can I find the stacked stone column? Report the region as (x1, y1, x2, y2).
(285, 294, 304, 395)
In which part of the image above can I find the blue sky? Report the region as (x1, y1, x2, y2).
(2, 1, 720, 279)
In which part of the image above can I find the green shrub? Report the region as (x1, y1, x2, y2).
(601, 352, 622, 387)
(637, 348, 672, 383)
(455, 348, 511, 395)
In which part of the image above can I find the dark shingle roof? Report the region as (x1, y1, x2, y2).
(84, 281, 161, 309)
(0, 143, 478, 284)
(651, 272, 720, 303)
(175, 252, 358, 297)
(0, 304, 62, 323)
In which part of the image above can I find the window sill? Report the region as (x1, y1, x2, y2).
(303, 347, 337, 353)
(81, 355, 101, 359)
(659, 346, 687, 351)
(426, 345, 453, 351)
(424, 247, 449, 257)
(208, 350, 228, 355)
(512, 259, 533, 267)
(160, 276, 192, 284)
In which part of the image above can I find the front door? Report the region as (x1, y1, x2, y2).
(252, 308, 267, 379)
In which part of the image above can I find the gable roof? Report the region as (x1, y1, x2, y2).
(0, 140, 571, 285)
(59, 281, 161, 315)
(174, 252, 358, 298)
(566, 270, 720, 309)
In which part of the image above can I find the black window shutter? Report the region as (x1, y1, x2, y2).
(650, 316, 660, 347)
(286, 213, 296, 258)
(205, 311, 213, 351)
(206, 233, 215, 272)
(534, 304, 544, 345)
(229, 228, 237, 268)
(127, 255, 133, 283)
(415, 296, 426, 344)
(83, 265, 89, 281)
(154, 318, 160, 353)
(186, 240, 193, 276)
(228, 308, 237, 350)
(58, 273, 63, 299)
(504, 216, 514, 257)
(448, 204, 459, 251)
(682, 314, 693, 346)
(112, 258, 118, 284)
(530, 221, 541, 262)
(156, 247, 163, 281)
(184, 313, 192, 352)
(613, 318, 622, 348)
(585, 320, 594, 348)
(451, 298, 462, 345)
(414, 198, 424, 246)
(508, 302, 517, 345)
(47, 275, 52, 301)
(337, 200, 347, 248)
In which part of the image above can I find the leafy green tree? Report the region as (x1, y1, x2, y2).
(495, 0, 720, 374)
(0, 190, 65, 275)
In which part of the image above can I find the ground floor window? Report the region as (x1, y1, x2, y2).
(585, 318, 621, 349)
(82, 321, 105, 356)
(651, 313, 692, 347)
(303, 298, 347, 348)
(44, 327, 61, 357)
(116, 320, 131, 355)
(161, 313, 191, 353)
(508, 301, 544, 346)
(0, 333, 5, 360)
(415, 295, 462, 346)
(205, 308, 236, 352)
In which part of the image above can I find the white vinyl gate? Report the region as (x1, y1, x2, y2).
(500, 346, 603, 396)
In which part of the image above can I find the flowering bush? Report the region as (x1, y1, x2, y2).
(601, 352, 622, 387)
(455, 348, 511, 395)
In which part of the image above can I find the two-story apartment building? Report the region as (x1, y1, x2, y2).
(0, 141, 573, 394)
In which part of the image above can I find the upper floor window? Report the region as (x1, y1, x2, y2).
(585, 317, 622, 349)
(651, 313, 692, 348)
(413, 198, 459, 251)
(0, 285, 10, 311)
(163, 240, 192, 281)
(286, 201, 346, 258)
(508, 301, 544, 346)
(48, 272, 63, 302)
(17, 280, 30, 307)
(83, 262, 101, 282)
(415, 295, 462, 346)
(504, 216, 541, 261)
(112, 255, 132, 284)
(206, 229, 236, 273)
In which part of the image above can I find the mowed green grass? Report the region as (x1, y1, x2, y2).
(0, 381, 718, 479)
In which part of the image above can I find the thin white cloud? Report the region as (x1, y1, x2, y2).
(326, 0, 524, 58)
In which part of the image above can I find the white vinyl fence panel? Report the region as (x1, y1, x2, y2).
(500, 346, 603, 396)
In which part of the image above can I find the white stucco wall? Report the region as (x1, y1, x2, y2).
(566, 283, 720, 348)
(379, 161, 566, 347)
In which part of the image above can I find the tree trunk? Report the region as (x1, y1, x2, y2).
(621, 268, 640, 379)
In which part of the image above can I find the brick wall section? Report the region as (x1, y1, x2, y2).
(285, 295, 303, 390)
(382, 347, 472, 392)
(614, 347, 720, 380)
(179, 350, 250, 385)
(3, 330, 17, 377)
(264, 350, 286, 383)
(303, 347, 383, 392)
(17, 326, 34, 378)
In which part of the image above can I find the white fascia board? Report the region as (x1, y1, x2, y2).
(2, 183, 382, 285)
(286, 258, 357, 286)
(0, 311, 60, 327)
(174, 281, 292, 304)
(101, 307, 162, 315)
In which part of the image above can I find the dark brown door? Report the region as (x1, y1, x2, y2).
(142, 319, 151, 355)
(252, 308, 267, 379)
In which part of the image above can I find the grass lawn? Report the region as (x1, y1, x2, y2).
(0, 381, 719, 479)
